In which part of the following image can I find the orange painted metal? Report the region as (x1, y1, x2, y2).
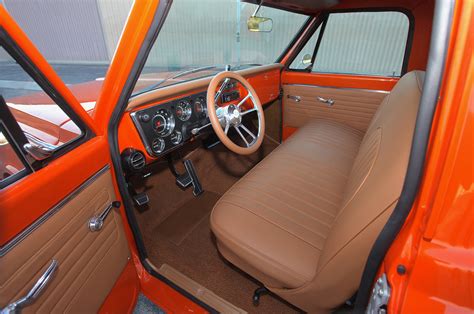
(281, 71, 399, 91)
(99, 260, 141, 314)
(380, 1, 474, 312)
(282, 126, 298, 141)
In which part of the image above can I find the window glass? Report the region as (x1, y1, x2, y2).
(0, 126, 26, 184)
(0, 47, 82, 150)
(2, 0, 133, 106)
(289, 26, 320, 70)
(134, 0, 308, 94)
(313, 12, 409, 76)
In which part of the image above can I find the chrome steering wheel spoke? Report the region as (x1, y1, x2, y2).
(224, 120, 230, 135)
(239, 123, 257, 142)
(234, 123, 257, 147)
(234, 125, 250, 147)
(207, 71, 265, 155)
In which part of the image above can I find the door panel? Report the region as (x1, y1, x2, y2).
(0, 168, 130, 313)
(283, 84, 388, 132)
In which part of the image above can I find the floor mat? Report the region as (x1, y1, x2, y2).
(155, 192, 221, 246)
(135, 140, 300, 313)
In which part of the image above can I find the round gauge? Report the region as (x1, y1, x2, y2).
(151, 137, 165, 154)
(176, 100, 192, 121)
(152, 109, 174, 136)
(194, 97, 207, 118)
(170, 131, 183, 145)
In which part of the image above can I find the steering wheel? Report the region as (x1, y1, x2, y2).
(207, 71, 265, 155)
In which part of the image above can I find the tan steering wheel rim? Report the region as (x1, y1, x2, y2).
(207, 71, 265, 155)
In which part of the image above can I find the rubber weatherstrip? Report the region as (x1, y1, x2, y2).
(106, 1, 218, 313)
(353, 0, 455, 311)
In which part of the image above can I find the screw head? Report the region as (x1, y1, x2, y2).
(397, 264, 407, 275)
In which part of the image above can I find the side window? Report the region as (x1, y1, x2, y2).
(290, 11, 410, 77)
(0, 46, 83, 146)
(0, 46, 85, 188)
(290, 26, 321, 70)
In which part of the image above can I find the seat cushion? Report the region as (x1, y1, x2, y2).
(210, 120, 363, 289)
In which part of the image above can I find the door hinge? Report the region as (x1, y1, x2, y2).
(366, 273, 391, 314)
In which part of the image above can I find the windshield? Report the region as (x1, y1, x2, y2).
(133, 0, 308, 95)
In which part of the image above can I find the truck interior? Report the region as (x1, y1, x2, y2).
(114, 0, 436, 312)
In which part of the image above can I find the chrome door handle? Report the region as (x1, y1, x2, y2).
(317, 96, 335, 106)
(1, 260, 58, 314)
(89, 201, 121, 232)
(287, 95, 301, 102)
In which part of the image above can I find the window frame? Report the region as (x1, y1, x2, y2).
(285, 8, 415, 77)
(0, 27, 94, 179)
(0, 120, 32, 189)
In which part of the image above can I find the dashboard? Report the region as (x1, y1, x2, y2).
(131, 91, 211, 157)
(119, 64, 282, 172)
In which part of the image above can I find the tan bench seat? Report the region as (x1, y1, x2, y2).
(210, 71, 424, 312)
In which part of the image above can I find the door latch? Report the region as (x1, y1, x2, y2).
(317, 96, 335, 106)
(1, 260, 58, 314)
(287, 95, 301, 102)
(89, 201, 121, 232)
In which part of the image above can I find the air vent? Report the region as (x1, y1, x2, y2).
(121, 148, 146, 173)
(130, 151, 145, 170)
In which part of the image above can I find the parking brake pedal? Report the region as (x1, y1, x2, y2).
(176, 159, 203, 196)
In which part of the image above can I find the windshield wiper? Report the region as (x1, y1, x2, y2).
(138, 65, 219, 94)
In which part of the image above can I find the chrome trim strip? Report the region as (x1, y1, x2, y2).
(284, 84, 391, 94)
(0, 165, 110, 257)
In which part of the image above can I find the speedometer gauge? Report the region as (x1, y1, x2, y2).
(176, 100, 192, 121)
(194, 97, 207, 118)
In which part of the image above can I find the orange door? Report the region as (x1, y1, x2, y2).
(0, 6, 139, 313)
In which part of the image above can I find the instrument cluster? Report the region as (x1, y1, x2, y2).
(130, 92, 209, 157)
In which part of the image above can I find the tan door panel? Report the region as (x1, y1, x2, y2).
(0, 167, 130, 313)
(283, 84, 388, 132)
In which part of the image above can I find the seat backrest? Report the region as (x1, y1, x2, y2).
(314, 71, 425, 305)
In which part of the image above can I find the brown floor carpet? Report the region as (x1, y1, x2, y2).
(134, 139, 301, 313)
(155, 192, 220, 246)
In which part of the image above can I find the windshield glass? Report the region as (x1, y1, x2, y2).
(133, 0, 308, 95)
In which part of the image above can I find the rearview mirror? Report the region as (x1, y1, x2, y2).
(247, 16, 273, 32)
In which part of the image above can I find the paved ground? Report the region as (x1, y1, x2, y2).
(0, 63, 168, 99)
(133, 294, 165, 314)
(0, 63, 109, 99)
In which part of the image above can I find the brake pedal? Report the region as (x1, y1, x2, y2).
(176, 159, 203, 196)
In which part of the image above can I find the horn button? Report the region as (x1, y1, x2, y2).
(226, 104, 242, 126)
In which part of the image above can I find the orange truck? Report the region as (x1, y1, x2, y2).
(0, 0, 472, 313)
